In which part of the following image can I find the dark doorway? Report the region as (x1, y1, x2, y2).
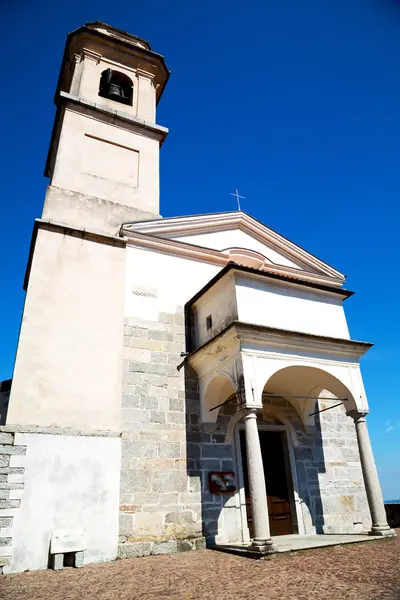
(240, 429, 294, 536)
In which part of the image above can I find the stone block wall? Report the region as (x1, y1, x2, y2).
(193, 394, 370, 542)
(315, 400, 371, 533)
(120, 310, 371, 552)
(119, 309, 206, 557)
(186, 400, 238, 545)
(0, 432, 26, 574)
(197, 396, 371, 542)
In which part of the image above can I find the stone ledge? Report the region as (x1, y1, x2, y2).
(0, 425, 121, 438)
(118, 537, 205, 559)
(60, 91, 169, 141)
(0, 434, 13, 445)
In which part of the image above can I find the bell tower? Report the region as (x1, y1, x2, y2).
(43, 22, 169, 235)
(7, 22, 170, 433)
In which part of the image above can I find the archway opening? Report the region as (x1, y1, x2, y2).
(202, 373, 236, 423)
(262, 365, 358, 427)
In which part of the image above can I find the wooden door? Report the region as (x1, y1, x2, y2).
(267, 495, 293, 536)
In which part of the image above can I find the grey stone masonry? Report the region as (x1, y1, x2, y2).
(120, 309, 371, 553)
(119, 309, 205, 557)
(0, 430, 26, 574)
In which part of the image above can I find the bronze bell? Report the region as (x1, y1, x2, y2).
(99, 69, 131, 105)
(106, 82, 127, 101)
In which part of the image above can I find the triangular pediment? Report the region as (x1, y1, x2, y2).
(122, 211, 345, 285)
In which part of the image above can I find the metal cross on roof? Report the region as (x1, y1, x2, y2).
(230, 189, 245, 211)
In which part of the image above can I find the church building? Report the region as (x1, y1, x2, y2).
(0, 22, 394, 574)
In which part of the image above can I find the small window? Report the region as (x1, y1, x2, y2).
(206, 315, 212, 330)
(99, 69, 133, 106)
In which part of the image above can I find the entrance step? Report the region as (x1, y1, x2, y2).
(209, 533, 392, 559)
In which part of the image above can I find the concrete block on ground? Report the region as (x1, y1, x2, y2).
(52, 553, 64, 570)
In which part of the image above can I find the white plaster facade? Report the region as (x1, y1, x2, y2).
(0, 21, 393, 575)
(7, 433, 120, 573)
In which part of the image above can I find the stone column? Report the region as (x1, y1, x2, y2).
(350, 411, 394, 537)
(242, 408, 277, 553)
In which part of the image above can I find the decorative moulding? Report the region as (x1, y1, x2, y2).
(121, 229, 345, 288)
(82, 47, 101, 64)
(121, 211, 345, 283)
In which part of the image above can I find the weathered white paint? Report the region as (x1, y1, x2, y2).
(7, 433, 120, 573)
(44, 106, 162, 228)
(190, 268, 350, 352)
(193, 272, 237, 347)
(7, 227, 125, 430)
(125, 246, 220, 317)
(50, 529, 86, 554)
(171, 229, 305, 270)
(235, 274, 350, 339)
(126, 246, 350, 347)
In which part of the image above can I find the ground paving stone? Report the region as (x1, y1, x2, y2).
(1, 529, 399, 600)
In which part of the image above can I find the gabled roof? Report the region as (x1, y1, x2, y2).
(121, 211, 346, 285)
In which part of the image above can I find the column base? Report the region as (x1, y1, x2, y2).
(251, 538, 278, 554)
(369, 527, 396, 538)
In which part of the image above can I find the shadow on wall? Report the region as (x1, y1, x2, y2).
(0, 379, 11, 425)
(183, 366, 327, 545)
(293, 407, 326, 534)
(184, 365, 238, 545)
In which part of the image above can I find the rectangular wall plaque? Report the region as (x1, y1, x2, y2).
(82, 134, 139, 187)
(208, 472, 236, 494)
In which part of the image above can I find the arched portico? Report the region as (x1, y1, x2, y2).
(188, 322, 394, 552)
(258, 364, 392, 537)
(258, 363, 363, 427)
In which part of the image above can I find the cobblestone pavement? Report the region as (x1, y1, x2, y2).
(1, 532, 399, 600)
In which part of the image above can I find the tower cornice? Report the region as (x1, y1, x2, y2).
(44, 92, 169, 179)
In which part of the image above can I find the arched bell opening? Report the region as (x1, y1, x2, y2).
(99, 69, 133, 106)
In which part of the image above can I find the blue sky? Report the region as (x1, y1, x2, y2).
(1, 1, 400, 499)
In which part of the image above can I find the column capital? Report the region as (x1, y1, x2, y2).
(348, 410, 368, 423)
(240, 407, 258, 419)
